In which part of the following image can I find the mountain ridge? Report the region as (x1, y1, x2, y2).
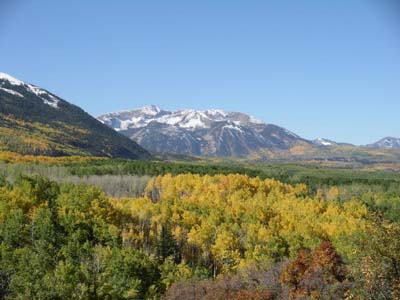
(98, 105, 400, 160)
(98, 105, 312, 157)
(367, 137, 400, 149)
(1, 71, 398, 162)
(0, 72, 150, 159)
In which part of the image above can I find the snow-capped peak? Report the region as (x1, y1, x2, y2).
(180, 110, 211, 128)
(97, 106, 307, 158)
(0, 72, 59, 108)
(140, 105, 161, 115)
(205, 109, 228, 117)
(0, 72, 24, 86)
(98, 106, 267, 131)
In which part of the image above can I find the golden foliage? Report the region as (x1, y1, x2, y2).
(0, 151, 105, 164)
(114, 174, 368, 274)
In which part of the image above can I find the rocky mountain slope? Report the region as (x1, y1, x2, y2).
(367, 137, 400, 149)
(98, 106, 400, 164)
(98, 105, 312, 157)
(0, 72, 150, 159)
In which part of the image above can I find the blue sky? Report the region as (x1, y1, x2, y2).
(1, 0, 399, 145)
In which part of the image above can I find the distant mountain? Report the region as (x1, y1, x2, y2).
(312, 137, 337, 147)
(367, 137, 400, 149)
(98, 105, 311, 157)
(0, 72, 150, 159)
(312, 137, 354, 147)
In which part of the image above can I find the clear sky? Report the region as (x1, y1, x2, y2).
(1, 0, 399, 145)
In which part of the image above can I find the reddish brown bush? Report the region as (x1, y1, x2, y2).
(165, 241, 351, 300)
(280, 241, 351, 300)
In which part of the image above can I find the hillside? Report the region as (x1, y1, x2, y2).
(0, 73, 150, 159)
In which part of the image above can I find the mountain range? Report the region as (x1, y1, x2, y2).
(1, 72, 398, 162)
(98, 105, 310, 157)
(98, 105, 400, 160)
(0, 73, 149, 159)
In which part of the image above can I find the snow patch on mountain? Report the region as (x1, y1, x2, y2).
(180, 116, 206, 128)
(249, 116, 263, 124)
(284, 129, 300, 138)
(223, 124, 243, 132)
(314, 137, 333, 146)
(28, 85, 59, 108)
(0, 87, 24, 98)
(0, 72, 59, 108)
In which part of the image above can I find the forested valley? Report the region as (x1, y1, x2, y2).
(0, 157, 400, 299)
